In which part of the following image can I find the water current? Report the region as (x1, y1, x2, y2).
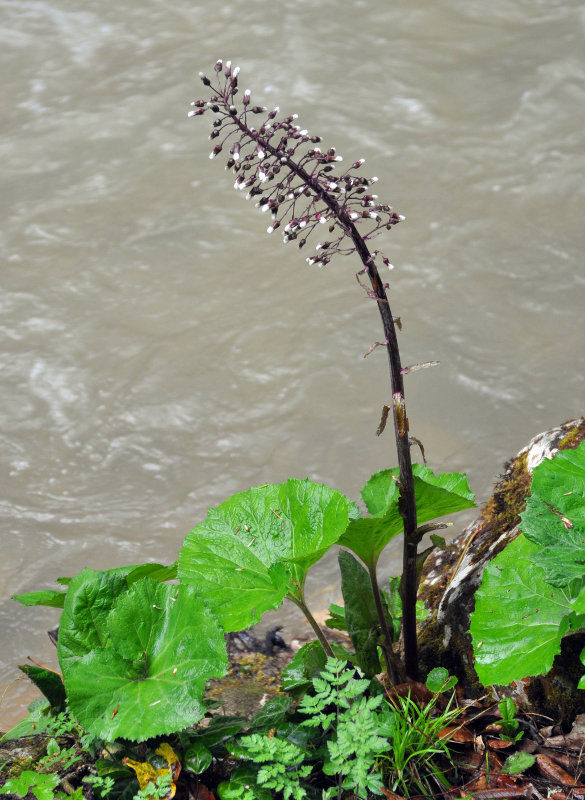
(1, 0, 584, 726)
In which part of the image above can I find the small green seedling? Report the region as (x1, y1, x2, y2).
(498, 698, 523, 742)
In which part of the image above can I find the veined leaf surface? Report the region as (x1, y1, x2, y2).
(469, 534, 581, 686)
(340, 465, 475, 568)
(179, 479, 351, 629)
(521, 441, 585, 587)
(59, 575, 227, 741)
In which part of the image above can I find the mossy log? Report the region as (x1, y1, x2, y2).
(418, 416, 585, 725)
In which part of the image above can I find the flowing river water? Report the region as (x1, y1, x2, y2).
(1, 0, 584, 726)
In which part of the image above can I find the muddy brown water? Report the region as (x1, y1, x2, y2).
(1, 0, 584, 727)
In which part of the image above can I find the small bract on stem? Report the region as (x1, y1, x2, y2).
(190, 59, 421, 680)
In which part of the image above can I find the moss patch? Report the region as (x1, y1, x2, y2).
(558, 418, 585, 450)
(480, 451, 531, 537)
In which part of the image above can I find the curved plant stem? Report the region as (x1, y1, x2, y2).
(367, 565, 400, 685)
(288, 595, 335, 659)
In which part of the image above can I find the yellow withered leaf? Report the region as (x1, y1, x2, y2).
(123, 742, 181, 799)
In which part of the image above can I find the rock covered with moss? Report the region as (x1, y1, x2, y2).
(418, 417, 585, 721)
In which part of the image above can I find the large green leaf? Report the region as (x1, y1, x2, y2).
(469, 534, 582, 686)
(179, 532, 291, 631)
(58, 569, 128, 668)
(59, 575, 227, 741)
(338, 550, 381, 677)
(179, 479, 351, 630)
(521, 442, 585, 587)
(340, 465, 475, 568)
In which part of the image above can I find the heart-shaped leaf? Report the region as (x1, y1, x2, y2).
(179, 479, 351, 630)
(59, 574, 227, 741)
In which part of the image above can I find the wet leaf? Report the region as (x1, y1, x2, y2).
(425, 666, 457, 693)
(12, 589, 67, 608)
(340, 465, 475, 568)
(179, 479, 351, 629)
(470, 534, 576, 685)
(0, 698, 51, 742)
(184, 740, 213, 775)
(521, 442, 585, 587)
(248, 695, 293, 731)
(218, 765, 271, 800)
(125, 562, 178, 585)
(59, 573, 227, 741)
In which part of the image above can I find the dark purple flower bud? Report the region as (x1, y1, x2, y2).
(243, 89, 251, 106)
(199, 72, 211, 86)
(209, 144, 222, 159)
(187, 108, 206, 117)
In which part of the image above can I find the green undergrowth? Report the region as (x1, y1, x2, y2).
(1, 659, 465, 800)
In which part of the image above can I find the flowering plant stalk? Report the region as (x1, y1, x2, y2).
(189, 60, 422, 679)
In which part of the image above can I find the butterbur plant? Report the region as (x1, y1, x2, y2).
(7, 61, 477, 748)
(190, 60, 469, 679)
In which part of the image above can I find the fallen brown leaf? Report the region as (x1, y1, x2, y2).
(386, 681, 434, 705)
(439, 724, 475, 743)
(486, 737, 514, 750)
(535, 753, 576, 787)
(536, 746, 579, 773)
